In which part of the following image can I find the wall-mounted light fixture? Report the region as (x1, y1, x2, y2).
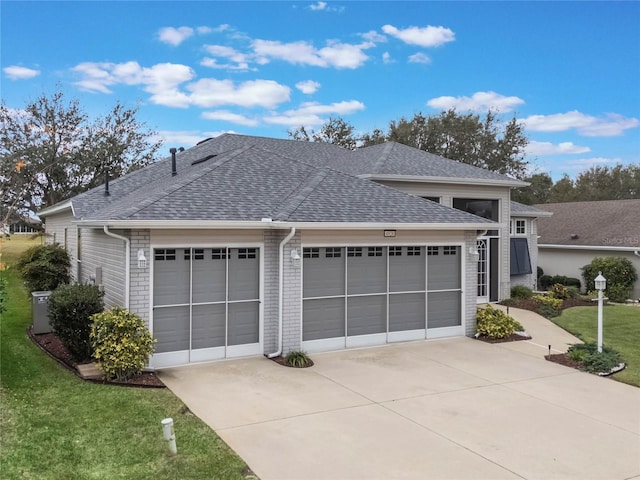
(290, 248, 301, 261)
(468, 246, 479, 256)
(137, 248, 147, 268)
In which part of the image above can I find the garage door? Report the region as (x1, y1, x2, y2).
(151, 247, 261, 368)
(302, 245, 462, 353)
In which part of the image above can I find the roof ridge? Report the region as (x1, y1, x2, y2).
(372, 141, 394, 173)
(272, 168, 330, 221)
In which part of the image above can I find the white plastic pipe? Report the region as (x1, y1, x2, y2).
(267, 226, 296, 358)
(161, 418, 177, 455)
(103, 226, 130, 308)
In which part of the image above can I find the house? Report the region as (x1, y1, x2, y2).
(2, 217, 42, 235)
(38, 134, 545, 369)
(535, 199, 640, 299)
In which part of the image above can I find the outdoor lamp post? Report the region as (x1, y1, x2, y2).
(595, 272, 606, 353)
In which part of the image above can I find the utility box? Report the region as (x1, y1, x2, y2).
(32, 291, 52, 334)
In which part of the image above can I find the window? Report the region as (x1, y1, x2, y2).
(212, 248, 228, 260)
(389, 246, 402, 256)
(183, 248, 204, 260)
(443, 246, 457, 256)
(238, 248, 257, 259)
(407, 246, 421, 256)
(303, 248, 320, 258)
(155, 249, 176, 261)
(325, 247, 342, 258)
(453, 198, 499, 222)
(515, 219, 526, 235)
(427, 246, 439, 256)
(347, 247, 363, 257)
(368, 247, 383, 257)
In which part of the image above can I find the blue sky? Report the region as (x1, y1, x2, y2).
(2, 1, 639, 180)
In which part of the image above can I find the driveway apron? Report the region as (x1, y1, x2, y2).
(159, 337, 640, 480)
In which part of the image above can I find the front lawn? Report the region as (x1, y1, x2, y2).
(0, 239, 251, 479)
(553, 305, 640, 387)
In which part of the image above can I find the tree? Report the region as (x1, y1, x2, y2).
(288, 116, 358, 150)
(0, 91, 162, 225)
(573, 164, 640, 201)
(370, 109, 530, 178)
(547, 174, 578, 203)
(512, 172, 553, 205)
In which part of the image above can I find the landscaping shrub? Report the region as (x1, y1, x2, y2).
(511, 285, 533, 299)
(537, 266, 544, 279)
(285, 350, 312, 368)
(91, 307, 155, 381)
(549, 283, 570, 300)
(539, 274, 581, 290)
(15, 244, 70, 292)
(567, 343, 623, 374)
(532, 294, 562, 318)
(476, 305, 524, 339)
(582, 257, 637, 302)
(48, 284, 104, 361)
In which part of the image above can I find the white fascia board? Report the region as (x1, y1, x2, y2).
(359, 174, 529, 188)
(539, 244, 640, 252)
(510, 211, 553, 218)
(37, 200, 74, 218)
(73, 219, 494, 231)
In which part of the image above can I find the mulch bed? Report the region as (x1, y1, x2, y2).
(475, 332, 532, 344)
(545, 353, 582, 369)
(268, 355, 314, 368)
(29, 329, 165, 388)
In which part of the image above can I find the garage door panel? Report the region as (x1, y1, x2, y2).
(347, 247, 387, 294)
(192, 304, 226, 349)
(153, 306, 190, 353)
(228, 301, 259, 346)
(428, 291, 462, 328)
(347, 295, 386, 336)
(427, 247, 461, 290)
(229, 248, 259, 301)
(389, 247, 425, 292)
(303, 297, 345, 341)
(389, 293, 425, 332)
(153, 249, 190, 306)
(192, 250, 226, 303)
(303, 248, 345, 298)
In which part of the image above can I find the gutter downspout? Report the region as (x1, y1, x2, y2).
(103, 226, 130, 309)
(267, 226, 296, 358)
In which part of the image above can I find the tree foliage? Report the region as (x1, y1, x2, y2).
(288, 116, 358, 150)
(512, 172, 553, 204)
(0, 90, 163, 224)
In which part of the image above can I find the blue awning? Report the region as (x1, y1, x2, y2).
(510, 238, 532, 275)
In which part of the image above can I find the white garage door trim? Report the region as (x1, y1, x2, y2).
(301, 243, 465, 354)
(149, 242, 263, 369)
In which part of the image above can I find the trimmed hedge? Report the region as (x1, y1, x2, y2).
(15, 244, 70, 292)
(582, 257, 637, 303)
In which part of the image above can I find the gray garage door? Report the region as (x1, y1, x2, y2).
(151, 247, 261, 368)
(302, 245, 462, 352)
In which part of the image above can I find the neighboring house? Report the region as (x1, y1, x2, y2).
(39, 134, 544, 369)
(535, 199, 640, 299)
(4, 217, 42, 235)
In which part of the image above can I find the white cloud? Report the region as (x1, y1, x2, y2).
(3, 65, 41, 80)
(526, 141, 591, 156)
(559, 157, 623, 172)
(523, 110, 640, 136)
(362, 30, 387, 43)
(200, 57, 251, 71)
(154, 130, 232, 148)
(201, 110, 258, 126)
(427, 91, 525, 113)
(382, 24, 455, 47)
(158, 26, 194, 46)
(252, 39, 372, 69)
(197, 26, 212, 34)
(408, 52, 431, 64)
(186, 78, 290, 109)
(382, 52, 393, 64)
(295, 80, 321, 94)
(309, 1, 327, 10)
(264, 100, 366, 127)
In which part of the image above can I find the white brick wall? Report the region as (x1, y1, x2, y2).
(281, 232, 302, 354)
(129, 229, 150, 326)
(262, 230, 281, 354)
(465, 231, 479, 336)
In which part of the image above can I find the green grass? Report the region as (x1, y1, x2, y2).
(553, 305, 640, 387)
(0, 236, 250, 479)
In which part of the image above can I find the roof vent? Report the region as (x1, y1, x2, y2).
(170, 148, 177, 176)
(570, 234, 579, 240)
(196, 137, 213, 146)
(178, 147, 185, 152)
(104, 172, 110, 196)
(191, 154, 216, 166)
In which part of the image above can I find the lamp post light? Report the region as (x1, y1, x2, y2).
(594, 271, 606, 353)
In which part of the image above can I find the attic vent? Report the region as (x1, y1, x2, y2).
(191, 154, 217, 166)
(196, 137, 213, 145)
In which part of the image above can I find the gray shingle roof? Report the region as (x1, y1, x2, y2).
(535, 199, 640, 247)
(510, 201, 553, 217)
(41, 133, 516, 226)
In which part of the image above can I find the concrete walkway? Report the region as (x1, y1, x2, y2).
(159, 317, 640, 480)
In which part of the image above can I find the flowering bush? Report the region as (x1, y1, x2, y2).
(476, 305, 523, 339)
(582, 257, 637, 302)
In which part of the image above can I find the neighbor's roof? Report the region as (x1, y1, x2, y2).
(41, 142, 494, 228)
(535, 199, 640, 247)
